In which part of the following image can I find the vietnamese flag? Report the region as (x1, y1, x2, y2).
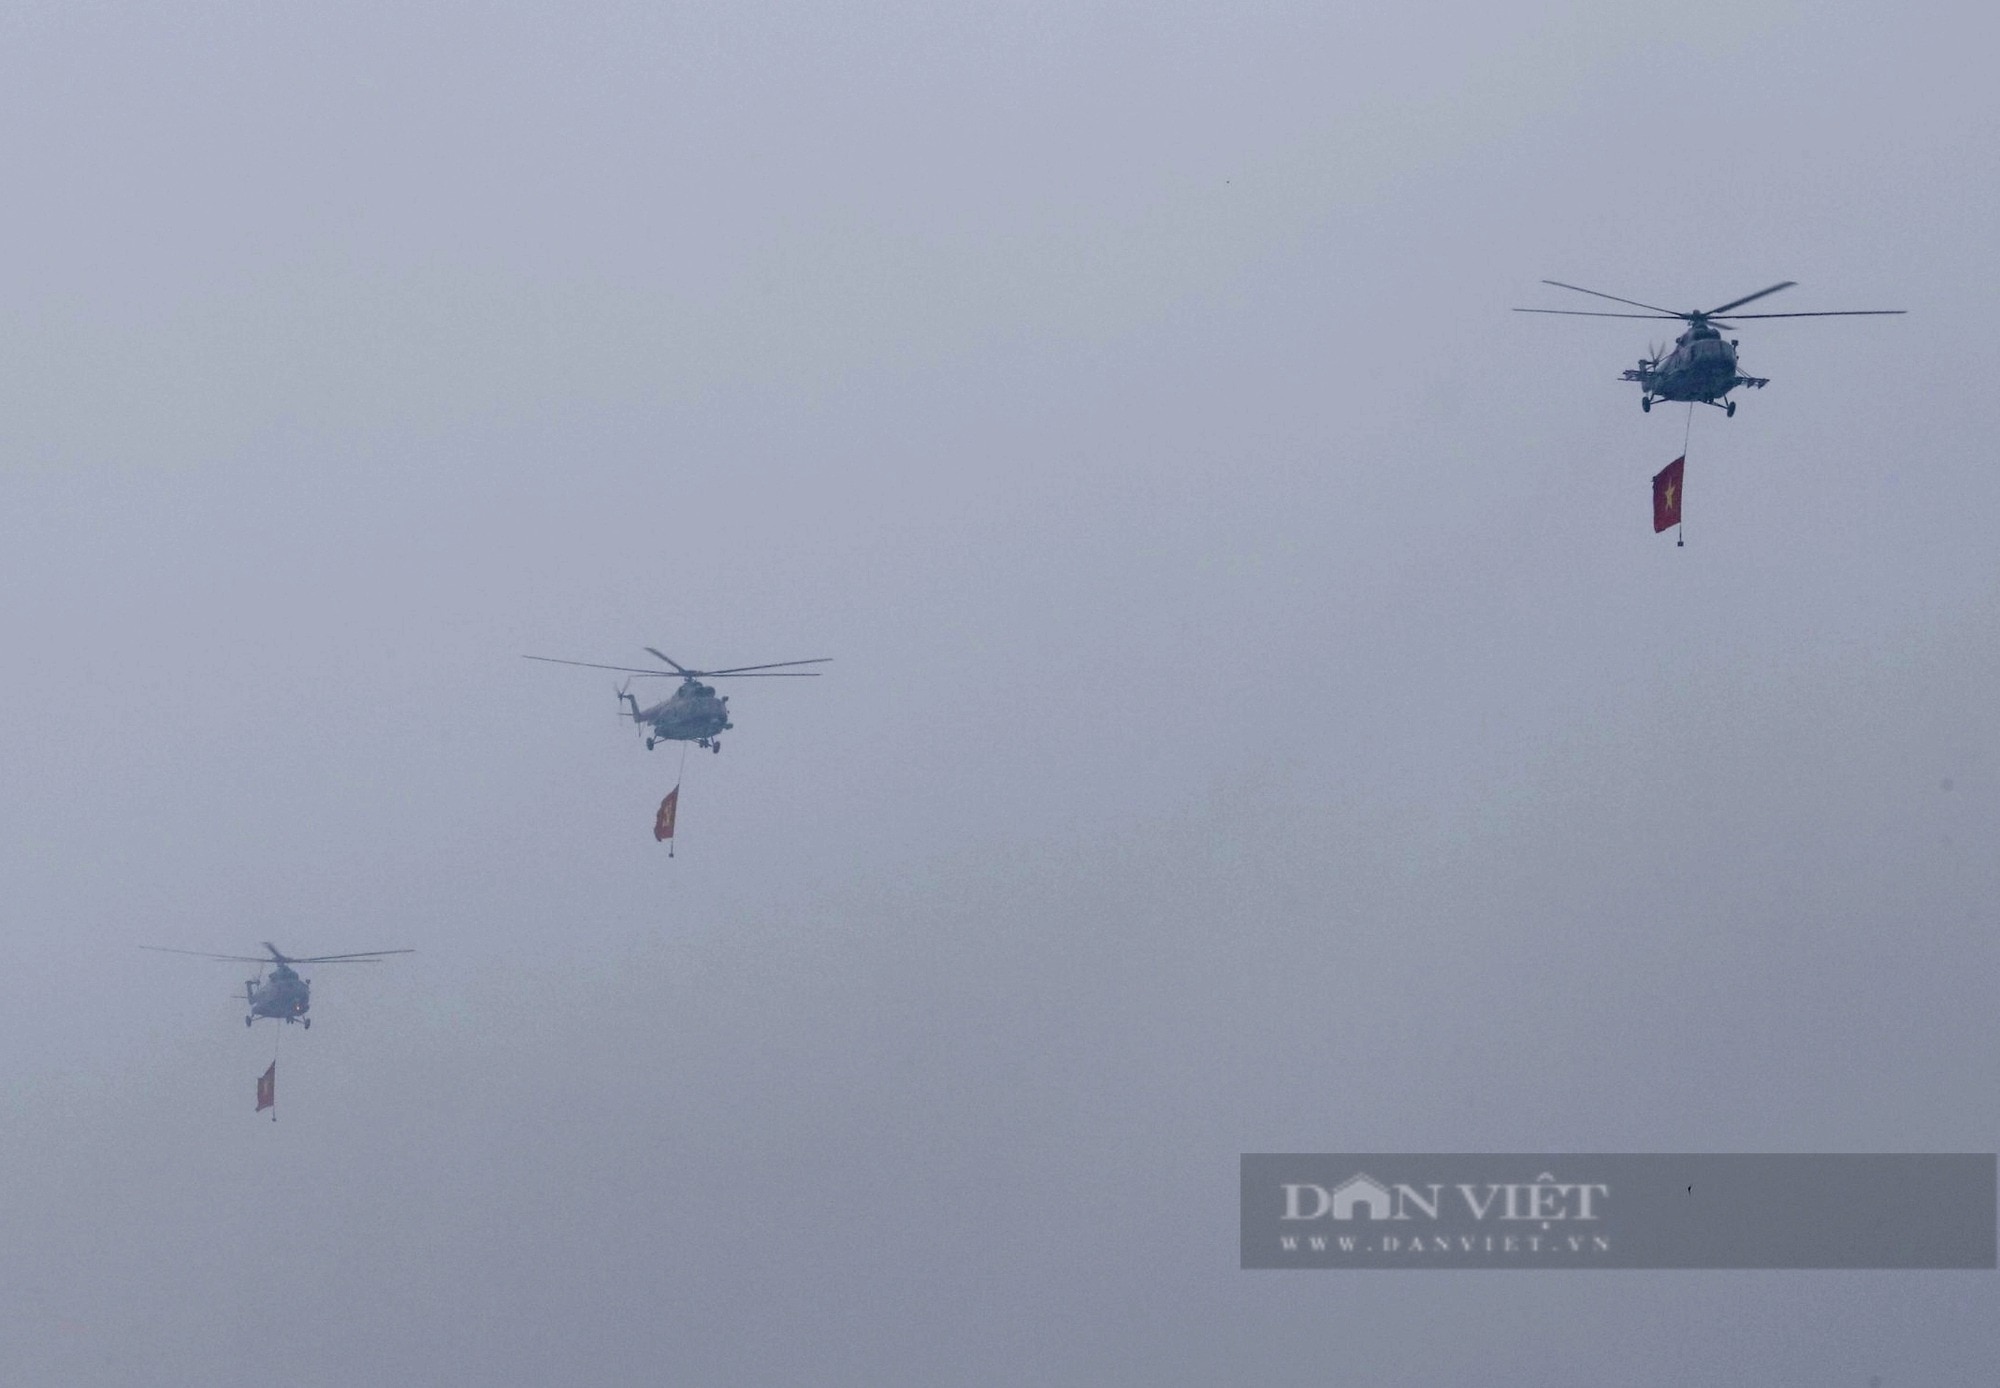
(1653, 456, 1685, 533)
(654, 786, 679, 843)
(256, 1061, 275, 1114)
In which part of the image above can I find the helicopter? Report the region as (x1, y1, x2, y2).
(523, 647, 830, 752)
(140, 942, 412, 1028)
(1515, 280, 1904, 415)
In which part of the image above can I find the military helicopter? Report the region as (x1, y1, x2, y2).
(1515, 280, 1904, 415)
(523, 647, 830, 752)
(141, 942, 412, 1028)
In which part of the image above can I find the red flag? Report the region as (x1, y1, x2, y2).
(256, 1061, 275, 1113)
(654, 786, 679, 843)
(1653, 456, 1685, 533)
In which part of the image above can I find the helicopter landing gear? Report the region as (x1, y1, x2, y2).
(1725, 400, 1736, 417)
(711, 741, 721, 754)
(645, 737, 657, 750)
(302, 1018, 310, 1030)
(245, 1015, 253, 1028)
(1641, 396, 1652, 413)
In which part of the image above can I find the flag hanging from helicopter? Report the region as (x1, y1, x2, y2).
(1653, 456, 1685, 534)
(256, 1061, 276, 1116)
(655, 786, 679, 846)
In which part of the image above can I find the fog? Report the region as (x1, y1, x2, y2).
(1, 2, 1994, 1382)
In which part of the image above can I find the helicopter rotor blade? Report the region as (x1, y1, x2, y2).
(1537, 281, 1687, 316)
(1706, 309, 1907, 319)
(139, 946, 273, 964)
(697, 658, 834, 676)
(281, 950, 416, 964)
(524, 656, 678, 676)
(530, 651, 831, 679)
(144, 945, 413, 964)
(1702, 281, 1796, 316)
(1513, 309, 1685, 319)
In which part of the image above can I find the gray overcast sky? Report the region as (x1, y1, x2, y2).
(2, 1, 1994, 1382)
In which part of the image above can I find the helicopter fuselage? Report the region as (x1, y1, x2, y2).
(624, 680, 733, 750)
(1621, 325, 1768, 410)
(247, 964, 311, 1026)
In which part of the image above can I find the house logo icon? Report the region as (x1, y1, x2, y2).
(1330, 1173, 1395, 1220)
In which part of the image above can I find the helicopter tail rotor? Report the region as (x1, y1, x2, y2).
(615, 680, 642, 723)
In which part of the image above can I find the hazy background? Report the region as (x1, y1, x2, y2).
(2, 1, 1994, 1382)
